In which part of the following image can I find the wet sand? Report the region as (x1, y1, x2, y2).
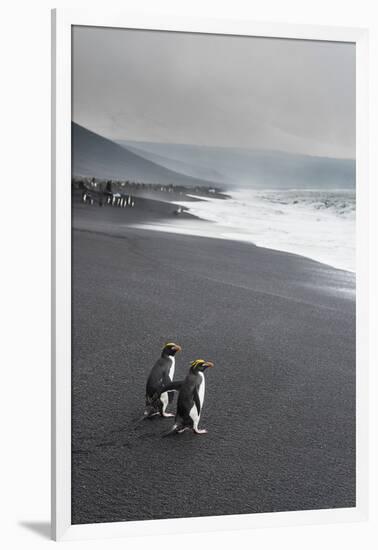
(71, 198, 356, 524)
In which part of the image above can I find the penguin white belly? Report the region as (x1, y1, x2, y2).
(168, 356, 175, 381)
(161, 356, 175, 413)
(160, 390, 169, 411)
(198, 372, 205, 407)
(190, 373, 205, 426)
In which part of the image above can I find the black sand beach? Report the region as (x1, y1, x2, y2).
(71, 196, 356, 524)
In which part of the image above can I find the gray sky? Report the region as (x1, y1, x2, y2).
(72, 26, 355, 159)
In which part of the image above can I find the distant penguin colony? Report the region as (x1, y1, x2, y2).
(141, 343, 215, 436)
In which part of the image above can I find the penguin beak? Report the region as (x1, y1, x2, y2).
(173, 344, 182, 353)
(204, 361, 214, 368)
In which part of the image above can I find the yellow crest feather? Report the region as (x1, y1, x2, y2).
(164, 342, 176, 348)
(190, 359, 205, 368)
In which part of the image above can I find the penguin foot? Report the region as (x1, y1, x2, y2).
(161, 412, 175, 418)
(142, 411, 160, 420)
(177, 427, 190, 434)
(193, 428, 208, 435)
(162, 425, 179, 437)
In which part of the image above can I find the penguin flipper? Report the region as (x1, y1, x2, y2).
(155, 380, 183, 399)
(164, 380, 183, 392)
(150, 381, 183, 411)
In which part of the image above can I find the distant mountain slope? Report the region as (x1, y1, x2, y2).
(118, 140, 356, 189)
(71, 123, 220, 187)
(117, 140, 225, 184)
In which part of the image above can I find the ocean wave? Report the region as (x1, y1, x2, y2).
(174, 189, 356, 272)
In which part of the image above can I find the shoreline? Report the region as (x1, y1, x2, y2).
(128, 221, 356, 276)
(170, 188, 356, 274)
(73, 187, 356, 276)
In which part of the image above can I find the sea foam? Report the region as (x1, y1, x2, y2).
(174, 189, 356, 272)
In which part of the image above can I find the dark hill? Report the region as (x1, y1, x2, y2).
(72, 122, 220, 188)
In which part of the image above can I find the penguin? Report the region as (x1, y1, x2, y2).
(143, 342, 182, 419)
(156, 359, 214, 435)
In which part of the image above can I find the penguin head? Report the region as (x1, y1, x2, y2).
(161, 342, 182, 357)
(190, 359, 214, 373)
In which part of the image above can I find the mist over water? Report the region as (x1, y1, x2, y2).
(172, 189, 355, 272)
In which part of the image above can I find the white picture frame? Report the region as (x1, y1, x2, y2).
(51, 8, 369, 541)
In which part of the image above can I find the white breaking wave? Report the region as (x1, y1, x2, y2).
(183, 189, 355, 272)
(133, 188, 356, 272)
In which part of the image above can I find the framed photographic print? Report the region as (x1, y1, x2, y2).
(51, 9, 369, 541)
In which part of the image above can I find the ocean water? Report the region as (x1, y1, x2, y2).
(175, 189, 356, 272)
(133, 189, 355, 272)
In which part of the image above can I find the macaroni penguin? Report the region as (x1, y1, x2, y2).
(144, 342, 182, 419)
(157, 359, 214, 435)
